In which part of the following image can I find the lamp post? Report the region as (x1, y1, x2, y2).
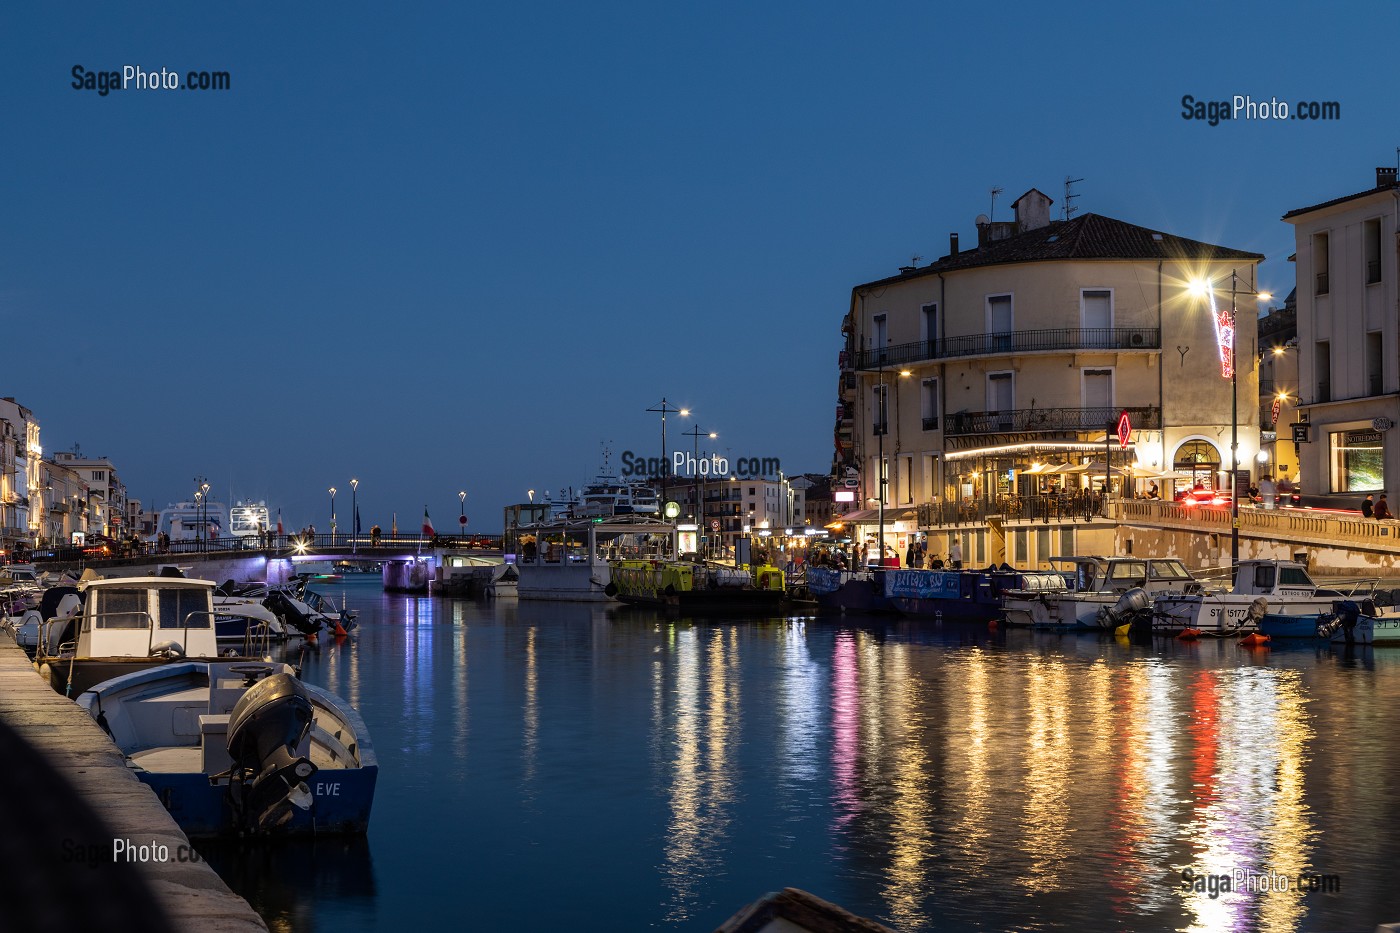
(348, 478, 359, 551)
(1191, 272, 1269, 569)
(459, 490, 467, 543)
(647, 398, 689, 512)
(193, 489, 203, 553)
(683, 425, 717, 555)
(329, 487, 337, 544)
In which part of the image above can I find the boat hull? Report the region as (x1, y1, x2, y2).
(807, 569, 895, 614)
(1153, 595, 1336, 635)
(615, 588, 785, 615)
(517, 563, 614, 601)
(1330, 613, 1400, 646)
(1257, 614, 1324, 638)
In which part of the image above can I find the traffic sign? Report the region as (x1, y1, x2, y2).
(711, 519, 720, 530)
(458, 515, 467, 525)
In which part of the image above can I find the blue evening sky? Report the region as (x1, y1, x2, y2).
(2, 1, 1395, 530)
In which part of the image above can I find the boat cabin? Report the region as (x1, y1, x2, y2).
(74, 577, 219, 658)
(1050, 556, 1197, 594)
(1231, 560, 1320, 597)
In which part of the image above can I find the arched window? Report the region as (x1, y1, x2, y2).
(1173, 441, 1221, 487)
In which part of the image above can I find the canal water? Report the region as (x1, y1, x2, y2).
(200, 578, 1400, 932)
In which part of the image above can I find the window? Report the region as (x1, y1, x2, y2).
(987, 373, 1013, 429)
(159, 587, 211, 629)
(91, 471, 106, 481)
(1081, 289, 1112, 340)
(921, 378, 939, 430)
(900, 455, 913, 504)
(872, 313, 888, 364)
(1253, 565, 1277, 591)
(872, 384, 888, 435)
(1279, 567, 1314, 587)
(1316, 341, 1331, 403)
(1329, 429, 1383, 492)
(921, 303, 938, 355)
(1365, 218, 1382, 284)
(1314, 232, 1330, 295)
(987, 295, 1012, 350)
(1082, 369, 1113, 412)
(94, 589, 147, 629)
(1174, 441, 1221, 487)
(1367, 332, 1383, 396)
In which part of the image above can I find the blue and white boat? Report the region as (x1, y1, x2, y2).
(78, 659, 377, 838)
(1002, 556, 1198, 630)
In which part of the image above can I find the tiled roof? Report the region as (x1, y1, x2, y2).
(1282, 183, 1399, 220)
(856, 213, 1264, 290)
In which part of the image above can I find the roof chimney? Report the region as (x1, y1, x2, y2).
(949, 232, 959, 257)
(1378, 166, 1397, 188)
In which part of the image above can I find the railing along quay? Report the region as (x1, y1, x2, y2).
(27, 533, 503, 564)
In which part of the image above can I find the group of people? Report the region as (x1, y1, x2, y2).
(848, 538, 964, 570)
(1361, 494, 1393, 520)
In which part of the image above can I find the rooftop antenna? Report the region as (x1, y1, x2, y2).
(989, 186, 1004, 223)
(1064, 176, 1084, 220)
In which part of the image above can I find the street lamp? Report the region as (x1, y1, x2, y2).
(329, 487, 337, 543)
(1190, 272, 1269, 569)
(647, 398, 689, 510)
(459, 490, 467, 542)
(350, 478, 359, 552)
(683, 425, 717, 554)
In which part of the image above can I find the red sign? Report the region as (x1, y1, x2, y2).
(711, 519, 720, 530)
(1271, 397, 1282, 426)
(458, 514, 468, 525)
(1116, 410, 1132, 450)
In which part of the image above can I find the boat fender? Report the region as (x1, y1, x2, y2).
(149, 641, 185, 659)
(604, 582, 618, 597)
(664, 584, 676, 597)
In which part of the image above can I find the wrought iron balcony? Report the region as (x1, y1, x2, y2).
(943, 405, 1161, 437)
(855, 326, 1160, 370)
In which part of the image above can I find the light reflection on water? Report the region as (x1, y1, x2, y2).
(204, 583, 1400, 933)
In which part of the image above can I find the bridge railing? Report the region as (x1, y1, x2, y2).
(29, 532, 503, 563)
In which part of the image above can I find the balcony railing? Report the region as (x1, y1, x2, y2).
(944, 405, 1161, 437)
(1367, 260, 1381, 285)
(855, 326, 1160, 370)
(1316, 271, 1330, 295)
(922, 416, 939, 431)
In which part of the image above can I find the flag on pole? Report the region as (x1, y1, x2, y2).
(276, 508, 284, 536)
(422, 506, 435, 536)
(392, 512, 398, 536)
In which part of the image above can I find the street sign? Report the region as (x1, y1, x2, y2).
(1116, 410, 1131, 450)
(458, 515, 467, 525)
(1292, 422, 1311, 444)
(711, 519, 720, 530)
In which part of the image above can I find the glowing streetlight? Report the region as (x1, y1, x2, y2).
(329, 487, 337, 541)
(647, 398, 689, 511)
(350, 478, 359, 552)
(459, 490, 467, 542)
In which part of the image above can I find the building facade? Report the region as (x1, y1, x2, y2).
(51, 450, 127, 538)
(1283, 166, 1400, 506)
(0, 398, 41, 556)
(834, 189, 1263, 554)
(36, 459, 92, 545)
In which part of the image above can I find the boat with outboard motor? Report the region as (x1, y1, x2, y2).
(1151, 559, 1369, 635)
(1001, 556, 1202, 629)
(77, 658, 376, 837)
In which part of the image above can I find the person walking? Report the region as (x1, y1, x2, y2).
(1362, 494, 1375, 518)
(950, 538, 963, 569)
(1259, 475, 1277, 510)
(1375, 495, 1393, 520)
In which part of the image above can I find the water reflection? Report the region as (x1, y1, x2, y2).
(216, 587, 1399, 933)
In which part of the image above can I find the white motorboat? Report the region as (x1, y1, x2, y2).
(78, 659, 377, 837)
(517, 516, 675, 601)
(485, 562, 518, 598)
(1001, 556, 1201, 629)
(1152, 559, 1365, 635)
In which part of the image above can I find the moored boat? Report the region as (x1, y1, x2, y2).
(1001, 556, 1199, 629)
(1319, 599, 1400, 646)
(888, 566, 1065, 622)
(805, 567, 895, 614)
(77, 659, 377, 838)
(517, 516, 675, 601)
(608, 559, 786, 613)
(1152, 559, 1365, 635)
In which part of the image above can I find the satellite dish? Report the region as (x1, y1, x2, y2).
(975, 214, 990, 226)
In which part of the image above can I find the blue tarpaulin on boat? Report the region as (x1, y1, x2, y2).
(885, 570, 961, 599)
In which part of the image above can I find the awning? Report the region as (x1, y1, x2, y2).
(827, 508, 915, 525)
(1023, 462, 1070, 475)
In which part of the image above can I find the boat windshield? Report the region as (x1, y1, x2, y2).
(1279, 566, 1313, 587)
(92, 588, 149, 629)
(158, 588, 211, 628)
(1108, 561, 1148, 584)
(1149, 561, 1192, 580)
(1253, 564, 1277, 591)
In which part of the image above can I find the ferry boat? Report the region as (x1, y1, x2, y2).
(229, 500, 272, 543)
(153, 500, 228, 542)
(77, 659, 377, 837)
(1001, 556, 1201, 629)
(891, 567, 1067, 622)
(1151, 559, 1363, 635)
(608, 559, 785, 613)
(517, 516, 675, 601)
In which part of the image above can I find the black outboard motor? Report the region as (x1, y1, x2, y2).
(37, 586, 82, 649)
(226, 671, 318, 834)
(1097, 587, 1155, 643)
(1319, 600, 1362, 644)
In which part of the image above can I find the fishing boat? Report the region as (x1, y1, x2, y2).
(805, 567, 895, 614)
(889, 566, 1067, 622)
(77, 659, 377, 837)
(32, 574, 262, 697)
(1001, 556, 1200, 629)
(1151, 559, 1364, 635)
(517, 516, 675, 601)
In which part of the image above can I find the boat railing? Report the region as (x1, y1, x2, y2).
(240, 621, 275, 659)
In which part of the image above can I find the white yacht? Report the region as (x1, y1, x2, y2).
(153, 500, 228, 542)
(572, 448, 661, 518)
(1001, 556, 1201, 629)
(516, 516, 675, 601)
(229, 500, 272, 542)
(1152, 559, 1361, 635)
